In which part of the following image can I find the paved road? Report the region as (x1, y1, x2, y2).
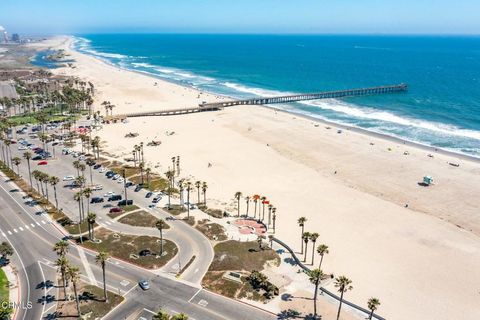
(9, 129, 213, 284)
(0, 171, 276, 320)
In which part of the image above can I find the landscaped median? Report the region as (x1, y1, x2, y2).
(0, 267, 11, 319)
(202, 240, 280, 303)
(79, 228, 177, 269)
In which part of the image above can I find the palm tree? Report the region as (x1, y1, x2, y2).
(267, 204, 273, 226)
(367, 297, 381, 320)
(96, 251, 110, 302)
(72, 160, 81, 176)
(139, 161, 145, 184)
(297, 217, 307, 254)
(74, 191, 84, 222)
(86, 158, 95, 185)
(234, 192, 242, 217)
(53, 240, 69, 257)
(87, 212, 97, 240)
(302, 232, 311, 262)
(152, 309, 170, 320)
(334, 276, 353, 320)
(202, 182, 207, 204)
(171, 314, 189, 320)
(272, 209, 277, 233)
(260, 196, 267, 221)
(49, 176, 60, 209)
(145, 167, 151, 188)
(252, 195, 260, 219)
(310, 232, 319, 265)
(155, 219, 166, 256)
(245, 196, 250, 217)
(11, 156, 21, 177)
(186, 182, 192, 218)
(317, 244, 329, 270)
(195, 180, 201, 204)
(308, 268, 324, 318)
(56, 256, 69, 300)
(67, 265, 82, 317)
(83, 187, 92, 213)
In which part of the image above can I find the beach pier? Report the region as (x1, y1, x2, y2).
(125, 83, 407, 118)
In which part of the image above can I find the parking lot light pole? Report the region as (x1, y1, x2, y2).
(123, 168, 128, 202)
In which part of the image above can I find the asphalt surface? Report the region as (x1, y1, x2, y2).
(1, 128, 277, 320)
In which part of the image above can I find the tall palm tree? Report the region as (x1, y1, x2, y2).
(86, 158, 95, 185)
(334, 276, 353, 320)
(267, 204, 273, 226)
(171, 314, 189, 320)
(245, 196, 250, 217)
(367, 297, 381, 320)
(202, 182, 207, 204)
(186, 182, 192, 218)
(234, 192, 242, 217)
(297, 217, 307, 254)
(87, 212, 96, 240)
(309, 232, 319, 265)
(308, 268, 324, 318)
(155, 219, 165, 256)
(11, 156, 21, 177)
(272, 208, 277, 233)
(53, 240, 70, 256)
(302, 232, 311, 262)
(317, 244, 329, 270)
(67, 265, 82, 317)
(72, 160, 81, 176)
(139, 161, 145, 184)
(95, 251, 110, 302)
(83, 187, 92, 213)
(74, 191, 84, 222)
(145, 167, 151, 188)
(40, 172, 50, 201)
(252, 195, 260, 219)
(260, 196, 267, 221)
(49, 176, 60, 209)
(195, 180, 201, 204)
(56, 256, 69, 300)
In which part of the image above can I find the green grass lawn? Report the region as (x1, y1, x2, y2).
(0, 268, 9, 305)
(118, 210, 170, 228)
(80, 228, 177, 269)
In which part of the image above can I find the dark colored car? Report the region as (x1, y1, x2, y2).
(118, 199, 133, 207)
(32, 155, 43, 161)
(152, 196, 161, 203)
(90, 197, 104, 204)
(105, 171, 115, 178)
(109, 207, 123, 213)
(125, 182, 134, 188)
(93, 164, 101, 169)
(138, 280, 150, 290)
(139, 249, 152, 257)
(134, 185, 143, 192)
(107, 195, 122, 202)
(145, 192, 153, 198)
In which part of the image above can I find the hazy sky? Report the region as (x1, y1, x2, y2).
(1, 0, 479, 35)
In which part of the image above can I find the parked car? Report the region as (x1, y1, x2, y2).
(139, 250, 152, 257)
(90, 197, 104, 204)
(63, 175, 75, 181)
(125, 181, 134, 188)
(18, 145, 28, 150)
(32, 155, 43, 161)
(145, 192, 153, 198)
(93, 164, 101, 169)
(138, 280, 150, 290)
(117, 177, 124, 183)
(112, 174, 120, 180)
(118, 199, 133, 206)
(103, 191, 115, 197)
(152, 197, 161, 203)
(99, 167, 107, 173)
(92, 185, 103, 191)
(109, 207, 123, 213)
(37, 161, 48, 166)
(108, 195, 122, 202)
(134, 185, 143, 192)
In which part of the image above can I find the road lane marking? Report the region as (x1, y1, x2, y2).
(77, 246, 96, 285)
(25, 225, 29, 230)
(41, 220, 46, 224)
(7, 231, 12, 235)
(30, 223, 35, 227)
(13, 229, 18, 233)
(19, 227, 24, 231)
(36, 222, 41, 226)
(188, 288, 202, 303)
(198, 299, 208, 307)
(1, 233, 5, 237)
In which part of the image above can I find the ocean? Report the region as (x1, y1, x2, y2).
(68, 34, 480, 157)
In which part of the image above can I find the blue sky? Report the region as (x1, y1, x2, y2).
(1, 0, 479, 35)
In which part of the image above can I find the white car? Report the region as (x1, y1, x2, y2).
(99, 167, 106, 173)
(103, 191, 115, 197)
(92, 185, 103, 191)
(117, 178, 124, 184)
(18, 145, 28, 150)
(112, 174, 120, 180)
(63, 175, 75, 181)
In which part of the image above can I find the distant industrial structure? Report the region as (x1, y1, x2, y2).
(0, 25, 7, 43)
(0, 26, 21, 43)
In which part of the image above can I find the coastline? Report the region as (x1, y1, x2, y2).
(68, 36, 480, 163)
(41, 35, 480, 320)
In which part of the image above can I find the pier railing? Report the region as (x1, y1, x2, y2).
(272, 237, 386, 320)
(200, 83, 407, 109)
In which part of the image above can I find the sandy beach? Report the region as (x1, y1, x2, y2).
(41, 36, 480, 320)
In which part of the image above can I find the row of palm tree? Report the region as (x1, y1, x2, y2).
(153, 309, 189, 320)
(233, 192, 277, 232)
(298, 217, 381, 319)
(53, 240, 110, 317)
(101, 101, 116, 117)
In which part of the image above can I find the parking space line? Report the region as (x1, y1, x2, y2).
(7, 231, 12, 235)
(13, 229, 18, 233)
(19, 227, 24, 231)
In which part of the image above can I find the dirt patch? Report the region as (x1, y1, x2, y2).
(196, 219, 228, 241)
(118, 210, 170, 228)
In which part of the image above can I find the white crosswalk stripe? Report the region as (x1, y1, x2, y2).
(1, 233, 5, 237)
(36, 222, 40, 226)
(13, 229, 18, 233)
(7, 231, 12, 235)
(41, 220, 46, 225)
(25, 225, 29, 230)
(19, 227, 24, 231)
(30, 223, 35, 227)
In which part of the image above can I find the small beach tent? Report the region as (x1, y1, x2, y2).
(423, 176, 433, 186)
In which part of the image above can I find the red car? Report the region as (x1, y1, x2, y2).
(109, 207, 123, 213)
(38, 161, 48, 165)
